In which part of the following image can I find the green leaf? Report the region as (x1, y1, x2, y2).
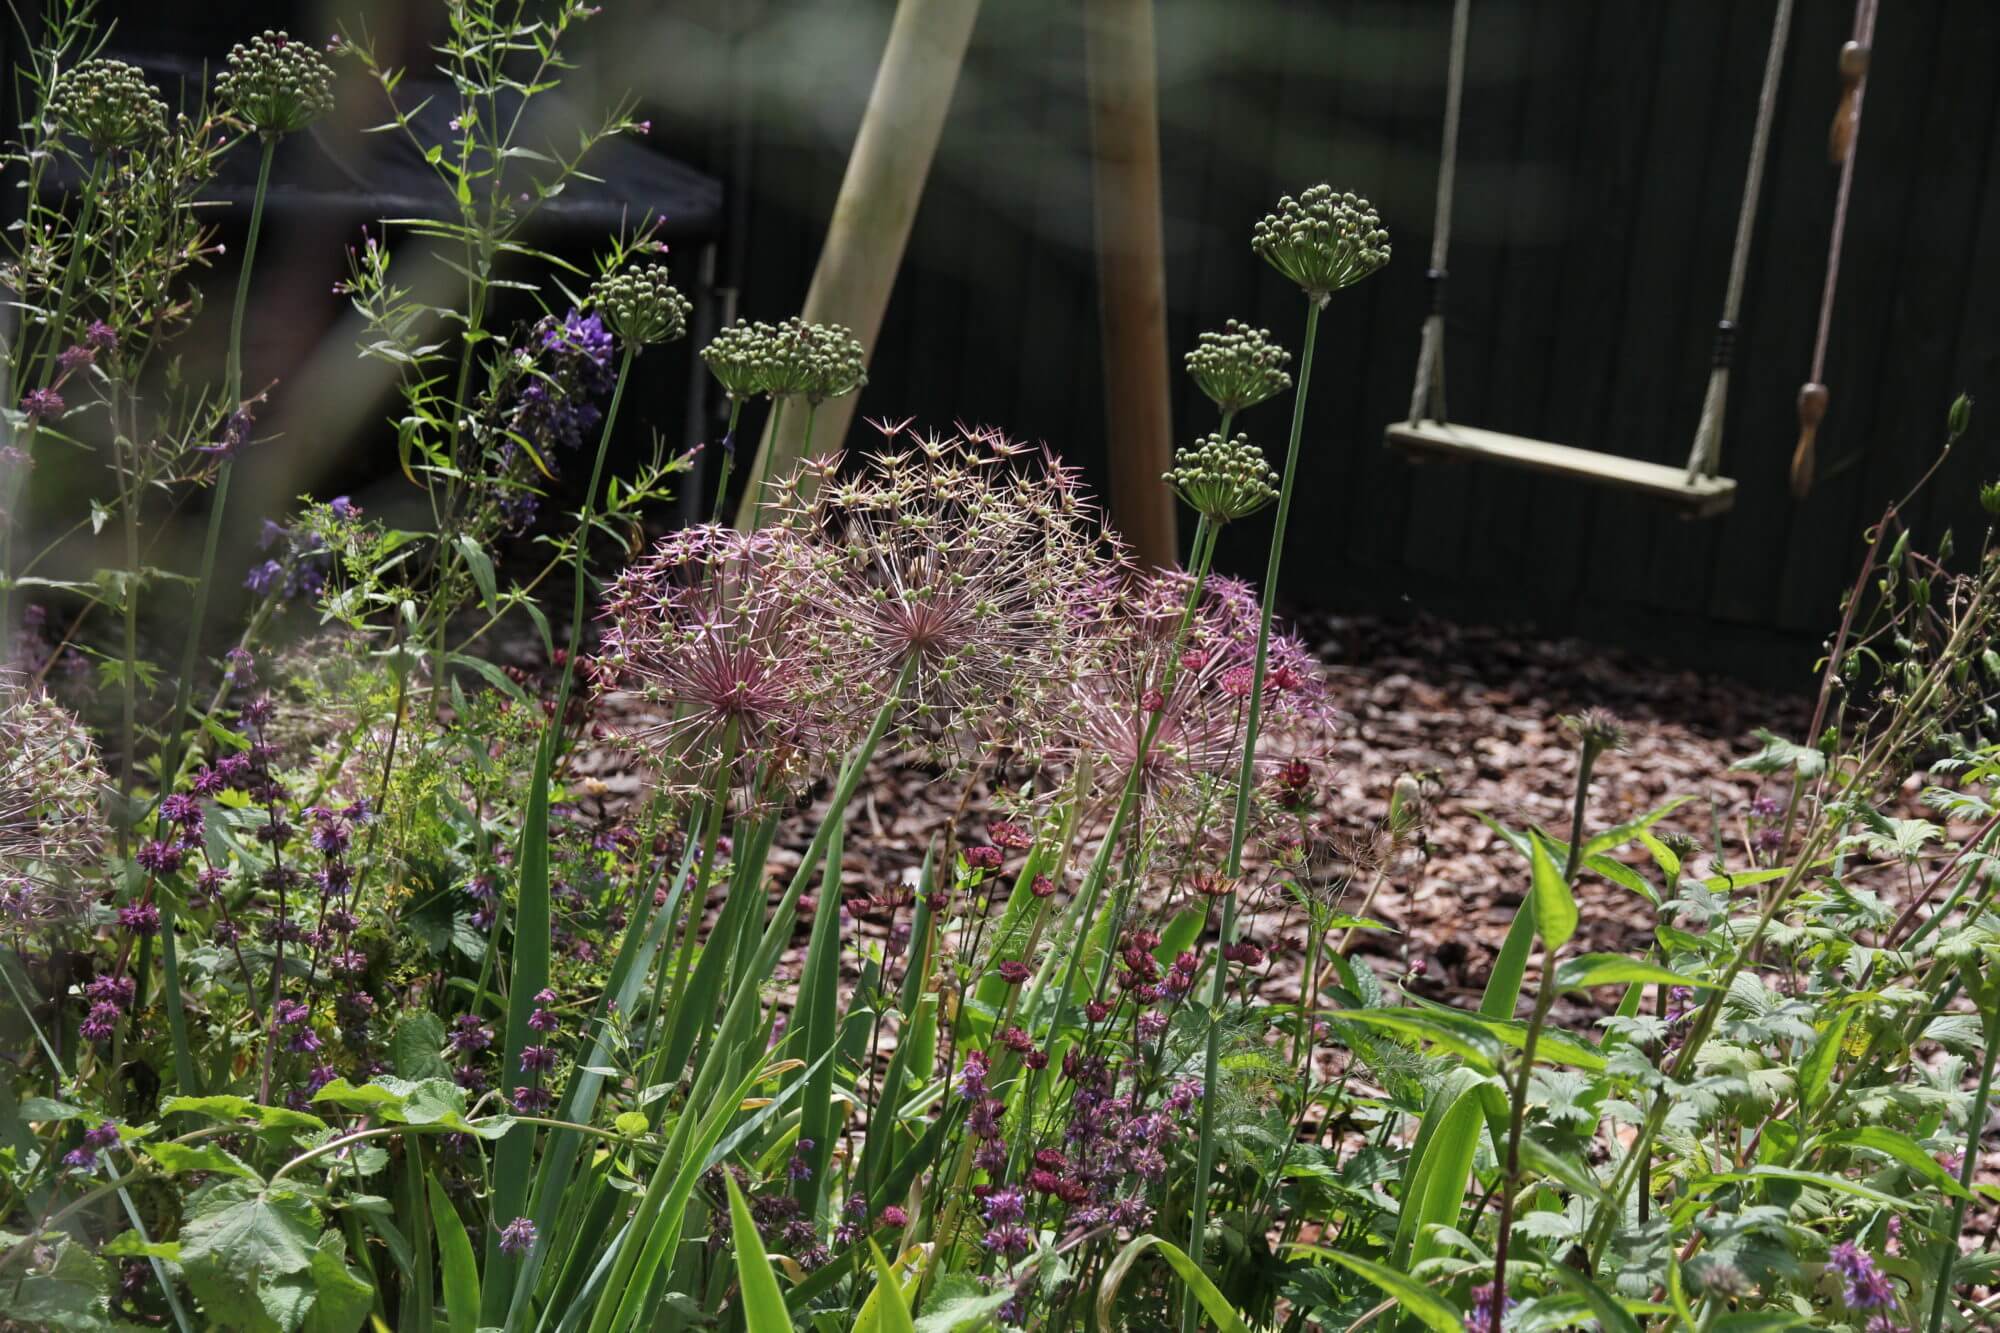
(1297, 1247, 1464, 1333)
(1548, 1263, 1642, 1333)
(1813, 1125, 1973, 1200)
(142, 1141, 262, 1180)
(1555, 955, 1712, 993)
(1583, 796, 1693, 855)
(1733, 729, 1826, 778)
(1097, 1235, 1249, 1333)
(456, 534, 499, 613)
(1696, 1165, 1907, 1208)
(1392, 1075, 1486, 1269)
(160, 1094, 327, 1133)
(1798, 1008, 1852, 1112)
(1480, 899, 1536, 1020)
(302, 1234, 373, 1333)
(724, 1173, 791, 1328)
(1530, 833, 1578, 951)
(392, 1011, 452, 1081)
(179, 1181, 322, 1276)
(867, 1242, 917, 1333)
(428, 1176, 480, 1333)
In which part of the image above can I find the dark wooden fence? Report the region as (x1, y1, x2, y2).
(79, 0, 2000, 688)
(688, 0, 1999, 688)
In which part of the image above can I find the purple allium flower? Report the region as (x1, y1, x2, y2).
(84, 320, 117, 352)
(964, 845, 1003, 871)
(597, 524, 847, 799)
(766, 429, 1119, 764)
(498, 1216, 538, 1257)
(787, 1140, 814, 1181)
(159, 793, 201, 826)
(519, 1044, 557, 1074)
(879, 1205, 907, 1228)
(57, 344, 94, 373)
(87, 974, 136, 1008)
(995, 959, 1030, 985)
(20, 388, 63, 421)
(511, 1085, 553, 1114)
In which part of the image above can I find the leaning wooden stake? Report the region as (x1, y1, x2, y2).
(733, 0, 983, 527)
(1084, 0, 1177, 568)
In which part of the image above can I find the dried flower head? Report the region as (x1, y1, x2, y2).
(598, 525, 850, 798)
(218, 31, 336, 136)
(702, 320, 779, 400)
(1165, 432, 1279, 524)
(48, 58, 167, 150)
(590, 264, 691, 348)
(765, 318, 867, 404)
(1252, 186, 1391, 303)
(1561, 708, 1628, 755)
(0, 672, 106, 925)
(1185, 320, 1292, 416)
(768, 427, 1121, 762)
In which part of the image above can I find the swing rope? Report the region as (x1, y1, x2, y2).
(1408, 0, 1795, 492)
(1406, 0, 1468, 428)
(1687, 0, 1795, 483)
(1790, 0, 1879, 498)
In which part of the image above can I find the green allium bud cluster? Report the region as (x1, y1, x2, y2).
(1252, 185, 1391, 303)
(1164, 431, 1279, 523)
(218, 31, 335, 136)
(1185, 319, 1292, 415)
(48, 58, 167, 151)
(591, 264, 691, 348)
(702, 320, 780, 400)
(1561, 707, 1628, 755)
(767, 317, 867, 404)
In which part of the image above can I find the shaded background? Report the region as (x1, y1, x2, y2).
(49, 0, 2000, 690)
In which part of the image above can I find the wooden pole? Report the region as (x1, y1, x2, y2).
(1084, 0, 1177, 568)
(733, 0, 983, 528)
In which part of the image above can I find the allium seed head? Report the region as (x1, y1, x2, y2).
(590, 264, 691, 348)
(1184, 320, 1292, 415)
(1251, 185, 1391, 303)
(219, 31, 336, 136)
(1164, 431, 1279, 523)
(701, 320, 781, 400)
(0, 672, 106, 925)
(48, 58, 167, 150)
(763, 317, 867, 404)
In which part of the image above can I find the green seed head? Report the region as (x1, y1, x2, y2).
(218, 31, 336, 137)
(1163, 431, 1279, 524)
(1251, 185, 1391, 303)
(48, 58, 167, 151)
(591, 264, 691, 348)
(701, 320, 780, 399)
(1185, 319, 1292, 415)
(766, 318, 867, 404)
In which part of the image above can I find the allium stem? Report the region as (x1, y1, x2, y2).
(157, 134, 276, 800)
(1928, 1001, 1999, 1333)
(1185, 296, 1321, 1333)
(711, 397, 744, 519)
(547, 341, 637, 743)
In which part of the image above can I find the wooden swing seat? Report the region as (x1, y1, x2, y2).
(1384, 420, 1738, 518)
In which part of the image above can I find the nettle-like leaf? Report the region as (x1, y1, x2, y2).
(1529, 1069, 1603, 1132)
(1733, 729, 1827, 779)
(1839, 816, 1941, 863)
(1598, 1013, 1669, 1049)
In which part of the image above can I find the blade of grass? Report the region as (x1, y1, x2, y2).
(723, 1174, 791, 1328)
(428, 1174, 480, 1333)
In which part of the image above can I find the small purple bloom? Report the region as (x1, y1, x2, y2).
(20, 388, 63, 421)
(498, 1216, 537, 1257)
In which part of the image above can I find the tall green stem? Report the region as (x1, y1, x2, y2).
(545, 341, 636, 738)
(1490, 741, 1598, 1325)
(158, 134, 277, 798)
(711, 397, 745, 519)
(1185, 298, 1321, 1332)
(1928, 1002, 1999, 1333)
